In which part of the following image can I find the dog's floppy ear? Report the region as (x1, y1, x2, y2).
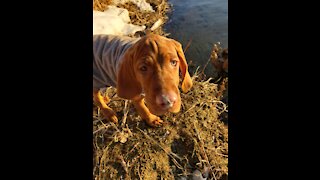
(172, 40, 193, 93)
(117, 45, 142, 99)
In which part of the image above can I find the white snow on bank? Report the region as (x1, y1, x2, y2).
(93, 6, 146, 35)
(112, 0, 154, 12)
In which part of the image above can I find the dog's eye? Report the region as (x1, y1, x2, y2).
(140, 65, 147, 72)
(170, 60, 178, 67)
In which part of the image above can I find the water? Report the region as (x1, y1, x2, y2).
(164, 0, 228, 78)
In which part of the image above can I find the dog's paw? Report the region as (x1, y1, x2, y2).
(145, 114, 163, 127)
(101, 108, 118, 124)
(108, 114, 118, 124)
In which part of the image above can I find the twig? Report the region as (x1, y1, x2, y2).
(128, 142, 140, 154)
(121, 100, 129, 128)
(200, 57, 212, 76)
(137, 163, 142, 180)
(181, 102, 204, 116)
(200, 43, 223, 78)
(117, 154, 129, 174)
(109, 121, 120, 132)
(94, 0, 103, 11)
(93, 119, 100, 124)
(99, 140, 113, 179)
(184, 38, 193, 53)
(213, 100, 228, 114)
(158, 0, 165, 11)
(128, 154, 142, 169)
(93, 124, 111, 134)
(193, 121, 217, 180)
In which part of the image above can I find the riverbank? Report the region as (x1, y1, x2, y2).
(93, 0, 228, 179)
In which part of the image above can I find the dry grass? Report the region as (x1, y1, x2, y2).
(93, 71, 228, 180)
(93, 0, 113, 11)
(93, 0, 228, 179)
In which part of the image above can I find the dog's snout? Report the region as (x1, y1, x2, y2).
(156, 92, 177, 110)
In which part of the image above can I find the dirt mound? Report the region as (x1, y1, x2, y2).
(93, 72, 228, 180)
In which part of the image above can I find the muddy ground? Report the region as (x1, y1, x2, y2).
(93, 0, 228, 179)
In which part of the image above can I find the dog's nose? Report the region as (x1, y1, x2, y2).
(156, 92, 177, 110)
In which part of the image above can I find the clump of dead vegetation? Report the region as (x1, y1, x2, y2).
(94, 0, 113, 11)
(93, 0, 228, 179)
(93, 0, 171, 36)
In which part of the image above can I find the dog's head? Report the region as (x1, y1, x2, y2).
(117, 34, 193, 115)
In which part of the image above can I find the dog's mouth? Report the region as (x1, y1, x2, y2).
(144, 100, 166, 115)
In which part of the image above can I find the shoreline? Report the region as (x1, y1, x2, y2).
(93, 1, 228, 179)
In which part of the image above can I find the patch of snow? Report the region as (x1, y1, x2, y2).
(93, 6, 146, 36)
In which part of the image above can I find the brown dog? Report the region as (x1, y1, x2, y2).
(93, 34, 193, 127)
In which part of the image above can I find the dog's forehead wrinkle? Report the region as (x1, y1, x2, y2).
(145, 38, 158, 54)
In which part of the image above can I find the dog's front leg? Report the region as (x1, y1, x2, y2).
(132, 96, 163, 127)
(93, 89, 118, 123)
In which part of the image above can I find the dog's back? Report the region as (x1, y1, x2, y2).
(93, 35, 140, 89)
